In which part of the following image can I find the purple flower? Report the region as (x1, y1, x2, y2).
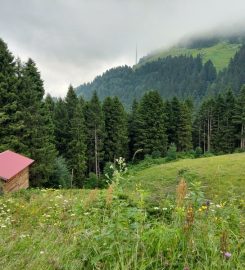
(224, 252, 232, 259)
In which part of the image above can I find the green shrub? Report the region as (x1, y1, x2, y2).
(151, 150, 161, 159)
(166, 143, 177, 161)
(48, 156, 71, 188)
(83, 172, 99, 188)
(195, 146, 203, 158)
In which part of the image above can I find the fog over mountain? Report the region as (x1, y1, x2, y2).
(0, 0, 245, 96)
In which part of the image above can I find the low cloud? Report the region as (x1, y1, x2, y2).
(0, 0, 245, 96)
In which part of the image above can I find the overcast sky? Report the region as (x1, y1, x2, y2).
(0, 0, 245, 97)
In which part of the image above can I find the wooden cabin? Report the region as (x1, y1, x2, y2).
(0, 150, 34, 193)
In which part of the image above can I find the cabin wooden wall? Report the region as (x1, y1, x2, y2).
(1, 167, 29, 193)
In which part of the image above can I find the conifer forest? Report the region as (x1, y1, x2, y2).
(1, 38, 245, 188)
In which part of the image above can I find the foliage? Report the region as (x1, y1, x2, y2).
(0, 156, 244, 269)
(48, 156, 71, 188)
(166, 143, 177, 161)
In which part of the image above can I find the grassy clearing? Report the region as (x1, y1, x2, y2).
(137, 42, 241, 71)
(0, 154, 244, 269)
(126, 153, 245, 201)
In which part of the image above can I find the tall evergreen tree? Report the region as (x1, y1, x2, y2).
(67, 102, 87, 187)
(177, 102, 193, 151)
(0, 39, 23, 152)
(233, 85, 245, 149)
(222, 90, 236, 153)
(135, 91, 167, 157)
(84, 92, 104, 177)
(53, 98, 69, 156)
(128, 99, 139, 159)
(103, 97, 128, 162)
(19, 59, 57, 186)
(169, 97, 181, 146)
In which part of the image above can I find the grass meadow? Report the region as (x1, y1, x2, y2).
(0, 154, 244, 269)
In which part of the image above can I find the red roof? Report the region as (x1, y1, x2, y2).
(0, 150, 34, 181)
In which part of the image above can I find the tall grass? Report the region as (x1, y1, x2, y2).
(0, 157, 244, 269)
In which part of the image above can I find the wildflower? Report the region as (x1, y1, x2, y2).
(183, 266, 190, 270)
(224, 252, 232, 259)
(162, 207, 168, 211)
(40, 251, 44, 254)
(176, 178, 187, 206)
(153, 207, 160, 210)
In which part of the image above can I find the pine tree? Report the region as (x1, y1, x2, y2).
(169, 97, 181, 146)
(212, 94, 226, 153)
(196, 98, 215, 152)
(19, 59, 57, 186)
(45, 94, 55, 120)
(53, 98, 69, 156)
(233, 85, 245, 149)
(84, 92, 104, 177)
(67, 102, 87, 187)
(0, 39, 23, 152)
(65, 85, 78, 120)
(103, 96, 128, 162)
(177, 102, 193, 151)
(135, 91, 167, 157)
(128, 99, 139, 159)
(63, 85, 79, 159)
(222, 90, 236, 153)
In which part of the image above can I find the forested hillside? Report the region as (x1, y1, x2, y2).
(1, 37, 245, 188)
(76, 40, 245, 108)
(138, 40, 242, 71)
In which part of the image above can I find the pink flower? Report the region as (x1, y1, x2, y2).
(224, 252, 232, 259)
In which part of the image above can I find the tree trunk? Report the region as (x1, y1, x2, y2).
(241, 124, 245, 149)
(94, 128, 98, 178)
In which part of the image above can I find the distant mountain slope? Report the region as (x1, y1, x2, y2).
(137, 42, 241, 71)
(76, 36, 245, 108)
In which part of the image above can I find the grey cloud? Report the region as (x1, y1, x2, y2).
(0, 0, 245, 96)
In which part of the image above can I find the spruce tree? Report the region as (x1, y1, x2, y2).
(53, 98, 69, 156)
(63, 85, 79, 159)
(169, 97, 181, 146)
(67, 102, 87, 187)
(128, 99, 139, 159)
(84, 92, 104, 177)
(177, 102, 193, 151)
(19, 59, 57, 186)
(0, 39, 23, 152)
(103, 97, 128, 162)
(222, 90, 236, 153)
(233, 85, 245, 149)
(135, 91, 167, 157)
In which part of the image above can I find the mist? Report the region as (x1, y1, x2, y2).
(0, 0, 245, 96)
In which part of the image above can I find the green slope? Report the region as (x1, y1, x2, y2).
(138, 42, 241, 71)
(127, 153, 245, 200)
(0, 154, 244, 269)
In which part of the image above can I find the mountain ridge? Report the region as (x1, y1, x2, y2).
(76, 35, 245, 108)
